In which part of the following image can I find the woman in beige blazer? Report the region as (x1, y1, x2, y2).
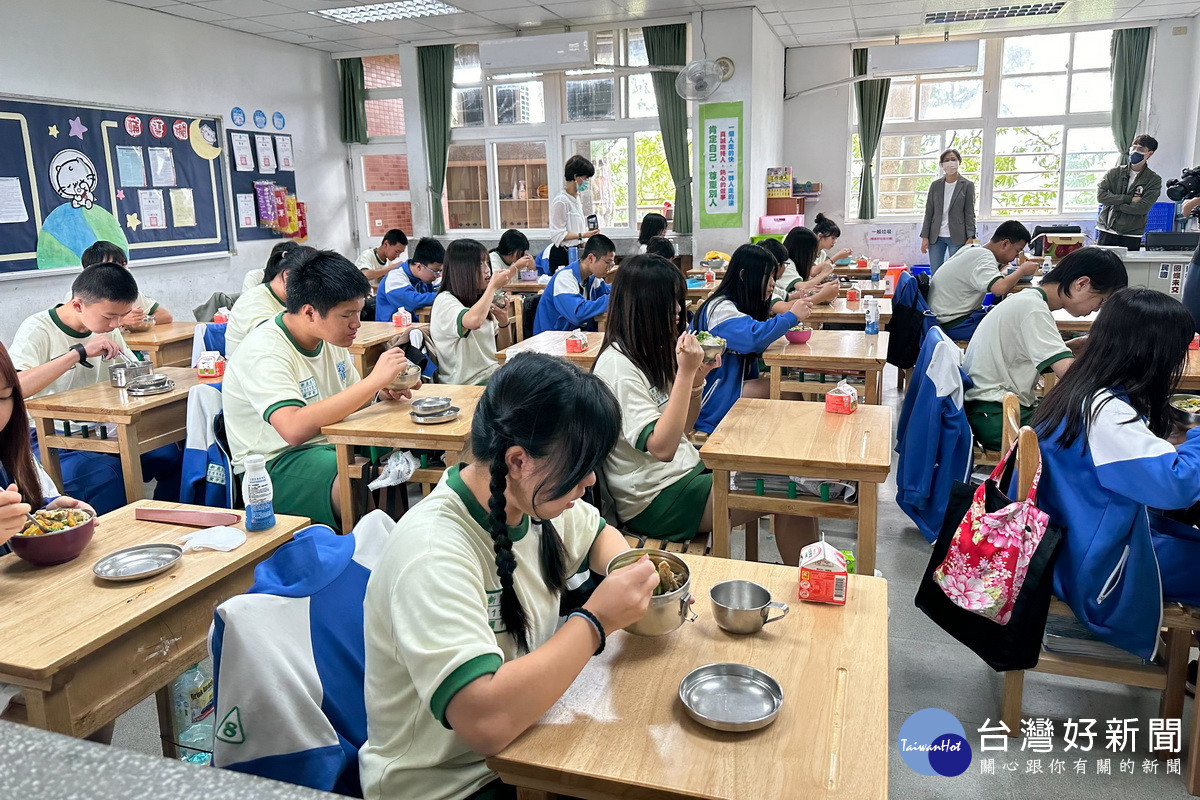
(920, 148, 977, 272)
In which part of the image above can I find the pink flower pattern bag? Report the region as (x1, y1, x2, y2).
(932, 439, 1049, 624)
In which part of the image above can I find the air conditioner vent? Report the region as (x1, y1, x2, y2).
(925, 2, 1066, 24)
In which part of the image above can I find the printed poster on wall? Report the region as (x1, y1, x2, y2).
(254, 134, 277, 174)
(867, 227, 895, 246)
(274, 135, 294, 171)
(230, 132, 253, 172)
(698, 101, 743, 229)
(138, 189, 166, 230)
(236, 193, 257, 228)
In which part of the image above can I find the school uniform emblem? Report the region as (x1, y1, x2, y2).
(337, 360, 347, 383)
(299, 376, 318, 399)
(486, 590, 507, 633)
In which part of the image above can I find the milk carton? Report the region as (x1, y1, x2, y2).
(196, 351, 225, 379)
(798, 540, 848, 605)
(825, 379, 858, 415)
(565, 332, 589, 353)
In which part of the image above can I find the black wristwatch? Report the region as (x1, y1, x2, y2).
(69, 344, 91, 368)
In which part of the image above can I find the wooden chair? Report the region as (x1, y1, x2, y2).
(622, 531, 714, 557)
(973, 391, 1021, 469)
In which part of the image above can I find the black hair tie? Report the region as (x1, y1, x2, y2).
(568, 608, 605, 656)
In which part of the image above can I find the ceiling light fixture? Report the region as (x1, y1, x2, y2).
(311, 1, 463, 24)
(925, 2, 1067, 24)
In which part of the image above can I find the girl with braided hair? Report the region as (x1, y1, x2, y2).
(360, 353, 660, 800)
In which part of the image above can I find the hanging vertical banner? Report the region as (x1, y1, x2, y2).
(698, 101, 743, 229)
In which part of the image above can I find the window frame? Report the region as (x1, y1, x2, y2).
(353, 55, 411, 248)
(849, 30, 1124, 222)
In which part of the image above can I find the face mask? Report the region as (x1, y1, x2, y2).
(943, 161, 959, 173)
(578, 180, 590, 192)
(1129, 151, 1146, 165)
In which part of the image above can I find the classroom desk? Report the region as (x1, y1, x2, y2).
(687, 281, 716, 300)
(349, 322, 428, 377)
(321, 383, 484, 533)
(1053, 308, 1097, 333)
(763, 331, 889, 405)
(25, 367, 200, 505)
(700, 399, 893, 574)
(488, 555, 889, 800)
(804, 297, 893, 328)
(121, 322, 199, 368)
(1180, 349, 1200, 392)
(843, 280, 887, 298)
(0, 501, 308, 752)
(496, 330, 604, 369)
(507, 280, 547, 295)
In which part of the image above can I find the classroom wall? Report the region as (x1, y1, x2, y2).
(781, 19, 1200, 265)
(0, 0, 350, 342)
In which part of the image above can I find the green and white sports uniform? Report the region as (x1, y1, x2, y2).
(360, 465, 605, 800)
(223, 313, 359, 527)
(225, 282, 286, 356)
(431, 292, 499, 386)
(592, 347, 708, 540)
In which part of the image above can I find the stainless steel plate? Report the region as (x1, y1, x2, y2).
(125, 374, 174, 396)
(411, 396, 454, 415)
(678, 663, 783, 732)
(410, 406, 460, 425)
(93, 543, 183, 582)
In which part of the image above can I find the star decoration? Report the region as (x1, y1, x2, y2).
(48, 124, 59, 138)
(126, 212, 141, 231)
(68, 116, 87, 140)
(116, 189, 125, 200)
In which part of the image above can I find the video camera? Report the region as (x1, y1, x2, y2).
(1166, 167, 1200, 202)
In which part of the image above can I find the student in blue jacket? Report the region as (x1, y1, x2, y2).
(1033, 287, 1200, 660)
(374, 237, 444, 322)
(532, 234, 616, 334)
(692, 243, 813, 435)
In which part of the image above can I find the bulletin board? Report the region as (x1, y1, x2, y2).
(226, 129, 298, 242)
(0, 94, 230, 275)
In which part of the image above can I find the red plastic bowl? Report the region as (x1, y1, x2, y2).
(784, 328, 813, 345)
(10, 513, 97, 567)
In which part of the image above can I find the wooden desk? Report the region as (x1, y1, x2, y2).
(496, 331, 604, 369)
(349, 322, 429, 377)
(321, 383, 485, 533)
(121, 322, 198, 368)
(488, 556, 889, 800)
(26, 367, 200, 505)
(700, 399, 893, 574)
(507, 280, 547, 295)
(805, 297, 893, 328)
(1180, 349, 1200, 392)
(0, 500, 308, 751)
(842, 281, 887, 298)
(1053, 308, 1097, 333)
(687, 281, 716, 300)
(763, 331, 889, 405)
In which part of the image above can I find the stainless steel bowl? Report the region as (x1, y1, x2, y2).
(1169, 394, 1200, 428)
(121, 317, 156, 333)
(125, 373, 174, 396)
(411, 395, 453, 416)
(709, 580, 789, 635)
(606, 549, 695, 636)
(678, 663, 783, 732)
(388, 365, 422, 392)
(700, 341, 725, 364)
(110, 361, 154, 387)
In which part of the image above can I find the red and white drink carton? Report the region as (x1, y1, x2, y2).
(1190, 333, 1199, 351)
(196, 351, 226, 379)
(824, 379, 858, 415)
(392, 308, 412, 328)
(565, 331, 589, 353)
(797, 540, 848, 605)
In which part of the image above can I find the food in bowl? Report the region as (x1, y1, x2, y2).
(387, 364, 422, 392)
(1169, 394, 1200, 428)
(20, 508, 90, 536)
(1173, 396, 1200, 413)
(655, 559, 686, 596)
(121, 317, 156, 333)
(784, 324, 813, 344)
(695, 331, 726, 363)
(493, 290, 507, 306)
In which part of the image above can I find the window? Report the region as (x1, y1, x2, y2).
(850, 30, 1118, 219)
(565, 29, 658, 123)
(353, 54, 411, 246)
(567, 131, 691, 231)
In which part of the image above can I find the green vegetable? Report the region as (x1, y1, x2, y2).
(696, 332, 725, 346)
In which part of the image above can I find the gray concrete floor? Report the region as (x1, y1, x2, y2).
(110, 365, 1200, 797)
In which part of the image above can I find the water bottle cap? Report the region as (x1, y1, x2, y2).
(244, 454, 266, 470)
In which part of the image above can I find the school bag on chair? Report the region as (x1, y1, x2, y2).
(914, 430, 1064, 671)
(522, 294, 541, 341)
(887, 271, 938, 370)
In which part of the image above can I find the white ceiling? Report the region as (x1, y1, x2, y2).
(112, 0, 1200, 51)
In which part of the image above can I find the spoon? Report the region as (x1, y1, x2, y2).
(23, 511, 51, 535)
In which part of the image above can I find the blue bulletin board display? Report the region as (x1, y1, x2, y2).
(0, 94, 230, 275)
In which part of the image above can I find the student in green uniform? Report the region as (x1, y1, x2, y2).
(593, 254, 816, 559)
(226, 245, 312, 356)
(10, 264, 183, 515)
(964, 247, 1128, 449)
(77, 240, 174, 325)
(431, 239, 516, 386)
(223, 250, 416, 529)
(360, 353, 659, 800)
(241, 240, 300, 294)
(761, 236, 837, 313)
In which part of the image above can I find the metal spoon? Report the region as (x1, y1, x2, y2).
(23, 511, 51, 535)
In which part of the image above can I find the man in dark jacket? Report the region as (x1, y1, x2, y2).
(1095, 133, 1161, 250)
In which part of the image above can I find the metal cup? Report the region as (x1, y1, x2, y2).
(709, 580, 789, 635)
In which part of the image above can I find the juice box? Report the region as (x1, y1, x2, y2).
(565, 332, 589, 353)
(196, 351, 225, 379)
(798, 540, 848, 605)
(825, 380, 858, 415)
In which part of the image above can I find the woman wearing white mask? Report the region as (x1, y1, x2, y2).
(547, 155, 602, 270)
(920, 148, 977, 272)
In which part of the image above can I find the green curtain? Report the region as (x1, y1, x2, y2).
(338, 58, 367, 145)
(852, 49, 890, 220)
(418, 45, 455, 235)
(644, 24, 694, 235)
(1110, 27, 1152, 164)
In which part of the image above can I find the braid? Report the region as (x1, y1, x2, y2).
(488, 457, 531, 653)
(535, 518, 567, 594)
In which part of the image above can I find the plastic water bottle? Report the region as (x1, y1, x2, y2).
(864, 297, 880, 335)
(242, 454, 275, 531)
(1042, 255, 1052, 275)
(870, 259, 881, 284)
